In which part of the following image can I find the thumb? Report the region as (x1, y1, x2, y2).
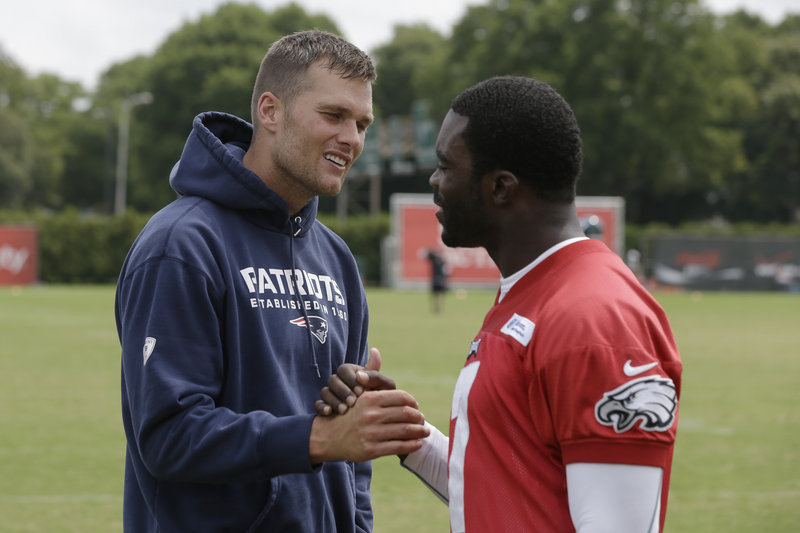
(365, 347, 382, 372)
(357, 347, 396, 391)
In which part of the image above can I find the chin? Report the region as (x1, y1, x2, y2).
(317, 177, 346, 197)
(440, 231, 459, 248)
(441, 229, 480, 249)
(326, 183, 345, 197)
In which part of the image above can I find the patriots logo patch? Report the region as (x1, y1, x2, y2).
(595, 376, 677, 433)
(290, 315, 329, 344)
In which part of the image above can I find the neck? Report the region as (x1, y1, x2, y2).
(487, 201, 583, 277)
(243, 142, 308, 215)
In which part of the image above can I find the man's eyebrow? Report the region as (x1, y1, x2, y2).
(320, 103, 374, 126)
(359, 112, 375, 127)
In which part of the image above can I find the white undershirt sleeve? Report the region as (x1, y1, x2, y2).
(567, 462, 663, 533)
(401, 429, 663, 530)
(399, 422, 449, 504)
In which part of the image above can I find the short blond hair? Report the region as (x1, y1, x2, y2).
(250, 30, 376, 126)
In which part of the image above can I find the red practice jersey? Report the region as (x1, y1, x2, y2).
(447, 239, 682, 532)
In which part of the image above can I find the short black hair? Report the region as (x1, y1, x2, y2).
(451, 76, 583, 203)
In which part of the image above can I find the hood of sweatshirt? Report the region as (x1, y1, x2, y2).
(168, 111, 318, 236)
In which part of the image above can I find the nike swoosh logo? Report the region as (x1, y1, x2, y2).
(623, 360, 658, 377)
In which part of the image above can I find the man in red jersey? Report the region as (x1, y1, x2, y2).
(317, 76, 682, 533)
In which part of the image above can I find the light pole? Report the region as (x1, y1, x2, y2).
(114, 92, 153, 216)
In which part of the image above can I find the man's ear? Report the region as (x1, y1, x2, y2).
(488, 170, 519, 207)
(255, 92, 280, 133)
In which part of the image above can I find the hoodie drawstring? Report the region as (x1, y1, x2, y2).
(289, 215, 322, 379)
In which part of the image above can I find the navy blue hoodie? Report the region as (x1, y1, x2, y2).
(115, 112, 372, 532)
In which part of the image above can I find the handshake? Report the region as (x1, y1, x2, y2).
(309, 347, 430, 464)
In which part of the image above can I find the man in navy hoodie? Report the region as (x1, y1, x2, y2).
(115, 30, 429, 532)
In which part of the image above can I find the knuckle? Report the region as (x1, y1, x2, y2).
(402, 406, 417, 419)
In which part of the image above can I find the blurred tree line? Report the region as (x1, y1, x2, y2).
(0, 0, 798, 225)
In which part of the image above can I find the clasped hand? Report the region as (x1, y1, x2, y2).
(310, 348, 428, 463)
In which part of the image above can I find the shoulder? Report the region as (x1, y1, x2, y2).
(310, 219, 348, 247)
(537, 242, 649, 312)
(512, 244, 674, 353)
(308, 219, 361, 267)
(123, 197, 232, 277)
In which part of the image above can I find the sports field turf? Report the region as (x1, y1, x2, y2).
(0, 285, 797, 532)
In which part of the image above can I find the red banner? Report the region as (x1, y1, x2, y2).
(0, 226, 38, 285)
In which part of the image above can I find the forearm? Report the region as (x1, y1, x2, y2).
(400, 422, 449, 503)
(567, 463, 663, 533)
(134, 400, 317, 482)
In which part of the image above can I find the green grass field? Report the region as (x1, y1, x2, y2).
(0, 286, 798, 532)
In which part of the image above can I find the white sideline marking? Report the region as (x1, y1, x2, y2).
(0, 493, 119, 504)
(676, 417, 734, 436)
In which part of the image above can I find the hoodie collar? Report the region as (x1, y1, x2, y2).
(169, 111, 318, 236)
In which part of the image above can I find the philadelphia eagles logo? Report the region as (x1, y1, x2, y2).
(595, 376, 677, 433)
(290, 316, 329, 344)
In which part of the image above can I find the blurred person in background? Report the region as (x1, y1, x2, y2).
(424, 248, 449, 313)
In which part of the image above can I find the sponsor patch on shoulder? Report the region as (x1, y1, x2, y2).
(500, 313, 535, 347)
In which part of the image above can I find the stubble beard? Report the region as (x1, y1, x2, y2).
(271, 113, 327, 203)
(273, 118, 348, 200)
(272, 148, 317, 200)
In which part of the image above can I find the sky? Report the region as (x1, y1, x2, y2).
(1, 0, 797, 90)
